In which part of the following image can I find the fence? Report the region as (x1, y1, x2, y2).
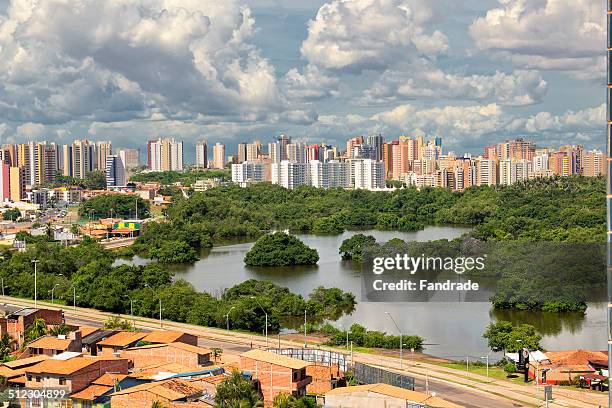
(266, 348, 349, 372)
(352, 362, 415, 390)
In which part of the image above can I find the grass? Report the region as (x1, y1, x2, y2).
(430, 361, 529, 385)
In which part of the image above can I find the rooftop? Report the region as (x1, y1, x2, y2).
(140, 330, 190, 344)
(127, 342, 210, 355)
(240, 349, 311, 370)
(70, 384, 113, 401)
(82, 329, 117, 345)
(2, 355, 48, 369)
(110, 378, 204, 400)
(546, 349, 608, 366)
(27, 336, 72, 351)
(97, 331, 147, 347)
(325, 384, 462, 408)
(79, 326, 100, 338)
(26, 357, 126, 376)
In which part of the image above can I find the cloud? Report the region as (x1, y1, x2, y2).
(361, 60, 547, 106)
(16, 122, 45, 138)
(300, 0, 448, 71)
(0, 0, 283, 126)
(469, 0, 604, 79)
(281, 64, 340, 100)
(524, 103, 604, 133)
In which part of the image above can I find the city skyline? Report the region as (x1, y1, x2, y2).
(0, 0, 603, 159)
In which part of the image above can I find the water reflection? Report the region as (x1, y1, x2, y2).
(490, 308, 586, 336)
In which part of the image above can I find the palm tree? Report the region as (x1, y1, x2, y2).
(0, 333, 15, 362)
(24, 318, 47, 343)
(151, 401, 166, 408)
(214, 370, 263, 408)
(49, 323, 70, 337)
(211, 347, 223, 363)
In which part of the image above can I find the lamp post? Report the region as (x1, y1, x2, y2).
(50, 284, 60, 304)
(2, 277, 4, 296)
(303, 310, 307, 347)
(225, 306, 236, 331)
(480, 350, 492, 380)
(159, 299, 164, 328)
(385, 312, 403, 370)
(250, 296, 268, 348)
(31, 259, 39, 308)
(73, 287, 78, 312)
(124, 295, 137, 327)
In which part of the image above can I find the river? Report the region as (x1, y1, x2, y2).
(124, 227, 608, 359)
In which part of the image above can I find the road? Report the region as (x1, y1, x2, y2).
(0, 296, 605, 408)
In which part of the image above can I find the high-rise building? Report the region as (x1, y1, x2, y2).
(105, 155, 126, 187)
(278, 134, 291, 161)
(346, 136, 364, 158)
(0, 163, 9, 202)
(246, 141, 261, 162)
(69, 140, 95, 179)
(286, 143, 306, 163)
(583, 150, 604, 177)
(231, 162, 265, 186)
(271, 161, 308, 189)
(117, 148, 140, 170)
(9, 166, 25, 202)
(237, 142, 248, 163)
(268, 142, 281, 163)
(148, 138, 183, 171)
(195, 141, 208, 168)
(351, 159, 385, 190)
(367, 134, 384, 161)
(212, 143, 226, 169)
(94, 141, 112, 171)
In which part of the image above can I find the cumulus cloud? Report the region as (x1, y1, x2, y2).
(281, 64, 340, 100)
(361, 60, 547, 106)
(469, 0, 604, 79)
(524, 103, 604, 133)
(0, 0, 283, 126)
(301, 0, 448, 71)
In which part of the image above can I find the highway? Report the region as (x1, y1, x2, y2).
(1, 296, 605, 408)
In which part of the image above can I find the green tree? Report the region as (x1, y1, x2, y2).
(0, 333, 15, 362)
(244, 233, 318, 267)
(24, 318, 47, 343)
(83, 171, 107, 190)
(211, 347, 223, 363)
(78, 194, 150, 219)
(338, 234, 376, 261)
(214, 371, 263, 408)
(104, 316, 135, 331)
(48, 323, 70, 337)
(2, 208, 20, 221)
(149, 240, 197, 264)
(483, 321, 542, 353)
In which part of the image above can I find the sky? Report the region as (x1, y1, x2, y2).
(0, 0, 605, 161)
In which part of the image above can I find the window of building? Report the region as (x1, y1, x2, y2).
(292, 371, 298, 381)
(35, 376, 41, 382)
(59, 377, 66, 385)
(26, 375, 32, 381)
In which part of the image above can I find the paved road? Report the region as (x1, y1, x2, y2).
(1, 297, 604, 408)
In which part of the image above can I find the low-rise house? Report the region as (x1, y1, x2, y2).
(321, 383, 463, 408)
(122, 342, 211, 368)
(26, 331, 82, 356)
(109, 378, 205, 408)
(81, 329, 118, 356)
(0, 355, 49, 381)
(70, 372, 146, 408)
(528, 349, 607, 384)
(140, 330, 198, 346)
(240, 349, 311, 403)
(24, 355, 130, 393)
(96, 331, 147, 356)
(0, 307, 64, 347)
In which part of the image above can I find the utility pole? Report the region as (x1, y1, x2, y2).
(159, 299, 163, 328)
(385, 312, 403, 370)
(73, 287, 77, 312)
(303, 310, 307, 347)
(32, 259, 39, 308)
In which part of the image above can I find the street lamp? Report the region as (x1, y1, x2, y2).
(50, 284, 60, 304)
(31, 259, 39, 308)
(225, 306, 236, 331)
(124, 295, 138, 327)
(480, 350, 493, 380)
(385, 312, 403, 370)
(250, 296, 268, 348)
(73, 287, 78, 312)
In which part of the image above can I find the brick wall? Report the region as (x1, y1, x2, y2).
(240, 357, 310, 404)
(121, 346, 209, 368)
